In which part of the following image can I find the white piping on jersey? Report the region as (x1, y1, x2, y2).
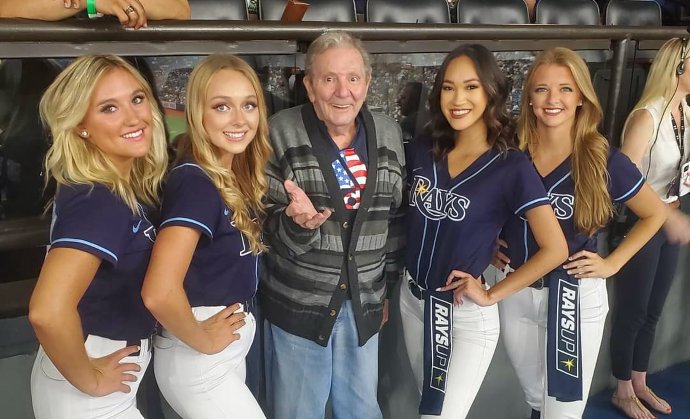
(449, 153, 502, 192)
(416, 159, 440, 288)
(160, 217, 214, 238)
(254, 254, 259, 292)
(522, 219, 529, 264)
(547, 172, 572, 195)
(51, 238, 118, 263)
(522, 170, 571, 264)
(613, 176, 644, 202)
(514, 197, 550, 215)
(172, 163, 204, 172)
(418, 152, 502, 288)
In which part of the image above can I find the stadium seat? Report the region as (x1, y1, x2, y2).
(605, 0, 662, 26)
(367, 0, 450, 23)
(189, 0, 248, 20)
(259, 0, 356, 22)
(535, 0, 600, 25)
(456, 0, 529, 25)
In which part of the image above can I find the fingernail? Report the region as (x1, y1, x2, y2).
(435, 287, 441, 292)
(136, 346, 140, 351)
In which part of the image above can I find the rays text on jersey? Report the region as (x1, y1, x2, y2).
(410, 175, 471, 221)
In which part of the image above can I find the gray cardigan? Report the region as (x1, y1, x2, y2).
(259, 103, 406, 346)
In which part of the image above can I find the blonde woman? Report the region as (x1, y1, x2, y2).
(29, 55, 168, 419)
(495, 48, 665, 419)
(141, 55, 270, 418)
(610, 37, 690, 419)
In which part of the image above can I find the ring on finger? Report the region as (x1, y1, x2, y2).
(124, 5, 136, 14)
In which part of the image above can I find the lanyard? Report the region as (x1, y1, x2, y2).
(670, 102, 685, 170)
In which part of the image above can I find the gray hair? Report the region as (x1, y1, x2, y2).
(305, 31, 372, 77)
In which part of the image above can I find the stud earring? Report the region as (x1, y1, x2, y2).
(79, 130, 88, 138)
(529, 102, 533, 106)
(578, 101, 583, 106)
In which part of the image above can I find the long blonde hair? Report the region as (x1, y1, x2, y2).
(518, 47, 612, 236)
(183, 54, 271, 254)
(630, 37, 688, 116)
(40, 55, 168, 213)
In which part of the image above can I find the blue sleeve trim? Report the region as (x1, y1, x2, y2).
(161, 217, 213, 238)
(614, 176, 644, 202)
(50, 238, 118, 262)
(514, 197, 550, 215)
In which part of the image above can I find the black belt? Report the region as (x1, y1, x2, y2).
(408, 278, 427, 300)
(242, 297, 257, 314)
(408, 276, 486, 299)
(529, 276, 550, 290)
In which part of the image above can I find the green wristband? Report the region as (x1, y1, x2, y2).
(86, 0, 103, 18)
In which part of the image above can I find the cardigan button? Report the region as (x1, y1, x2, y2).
(318, 334, 326, 341)
(329, 309, 337, 317)
(342, 221, 349, 229)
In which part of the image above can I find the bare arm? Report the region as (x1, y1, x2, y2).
(0, 0, 82, 20)
(486, 205, 568, 303)
(29, 248, 140, 396)
(442, 205, 568, 306)
(621, 109, 690, 243)
(0, 0, 190, 23)
(564, 184, 666, 278)
(130, 0, 190, 20)
(605, 184, 665, 269)
(620, 109, 654, 168)
(141, 226, 245, 355)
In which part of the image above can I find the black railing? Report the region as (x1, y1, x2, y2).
(0, 20, 688, 251)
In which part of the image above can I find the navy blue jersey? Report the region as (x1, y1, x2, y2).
(160, 162, 258, 307)
(502, 147, 644, 268)
(50, 183, 157, 341)
(405, 139, 550, 290)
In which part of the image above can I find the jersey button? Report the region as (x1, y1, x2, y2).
(340, 283, 347, 290)
(342, 221, 349, 229)
(329, 309, 337, 317)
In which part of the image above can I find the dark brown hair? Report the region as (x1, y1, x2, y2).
(428, 44, 516, 161)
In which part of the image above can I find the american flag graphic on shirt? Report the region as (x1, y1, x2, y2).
(331, 148, 367, 209)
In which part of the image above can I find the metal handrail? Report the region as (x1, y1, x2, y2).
(0, 20, 687, 42)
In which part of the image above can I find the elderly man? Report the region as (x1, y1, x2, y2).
(260, 31, 405, 419)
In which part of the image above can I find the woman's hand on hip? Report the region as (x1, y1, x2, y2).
(563, 250, 617, 279)
(438, 270, 491, 306)
(198, 303, 246, 355)
(87, 345, 142, 396)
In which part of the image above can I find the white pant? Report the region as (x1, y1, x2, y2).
(498, 267, 609, 419)
(153, 305, 265, 419)
(400, 276, 500, 419)
(31, 335, 152, 419)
